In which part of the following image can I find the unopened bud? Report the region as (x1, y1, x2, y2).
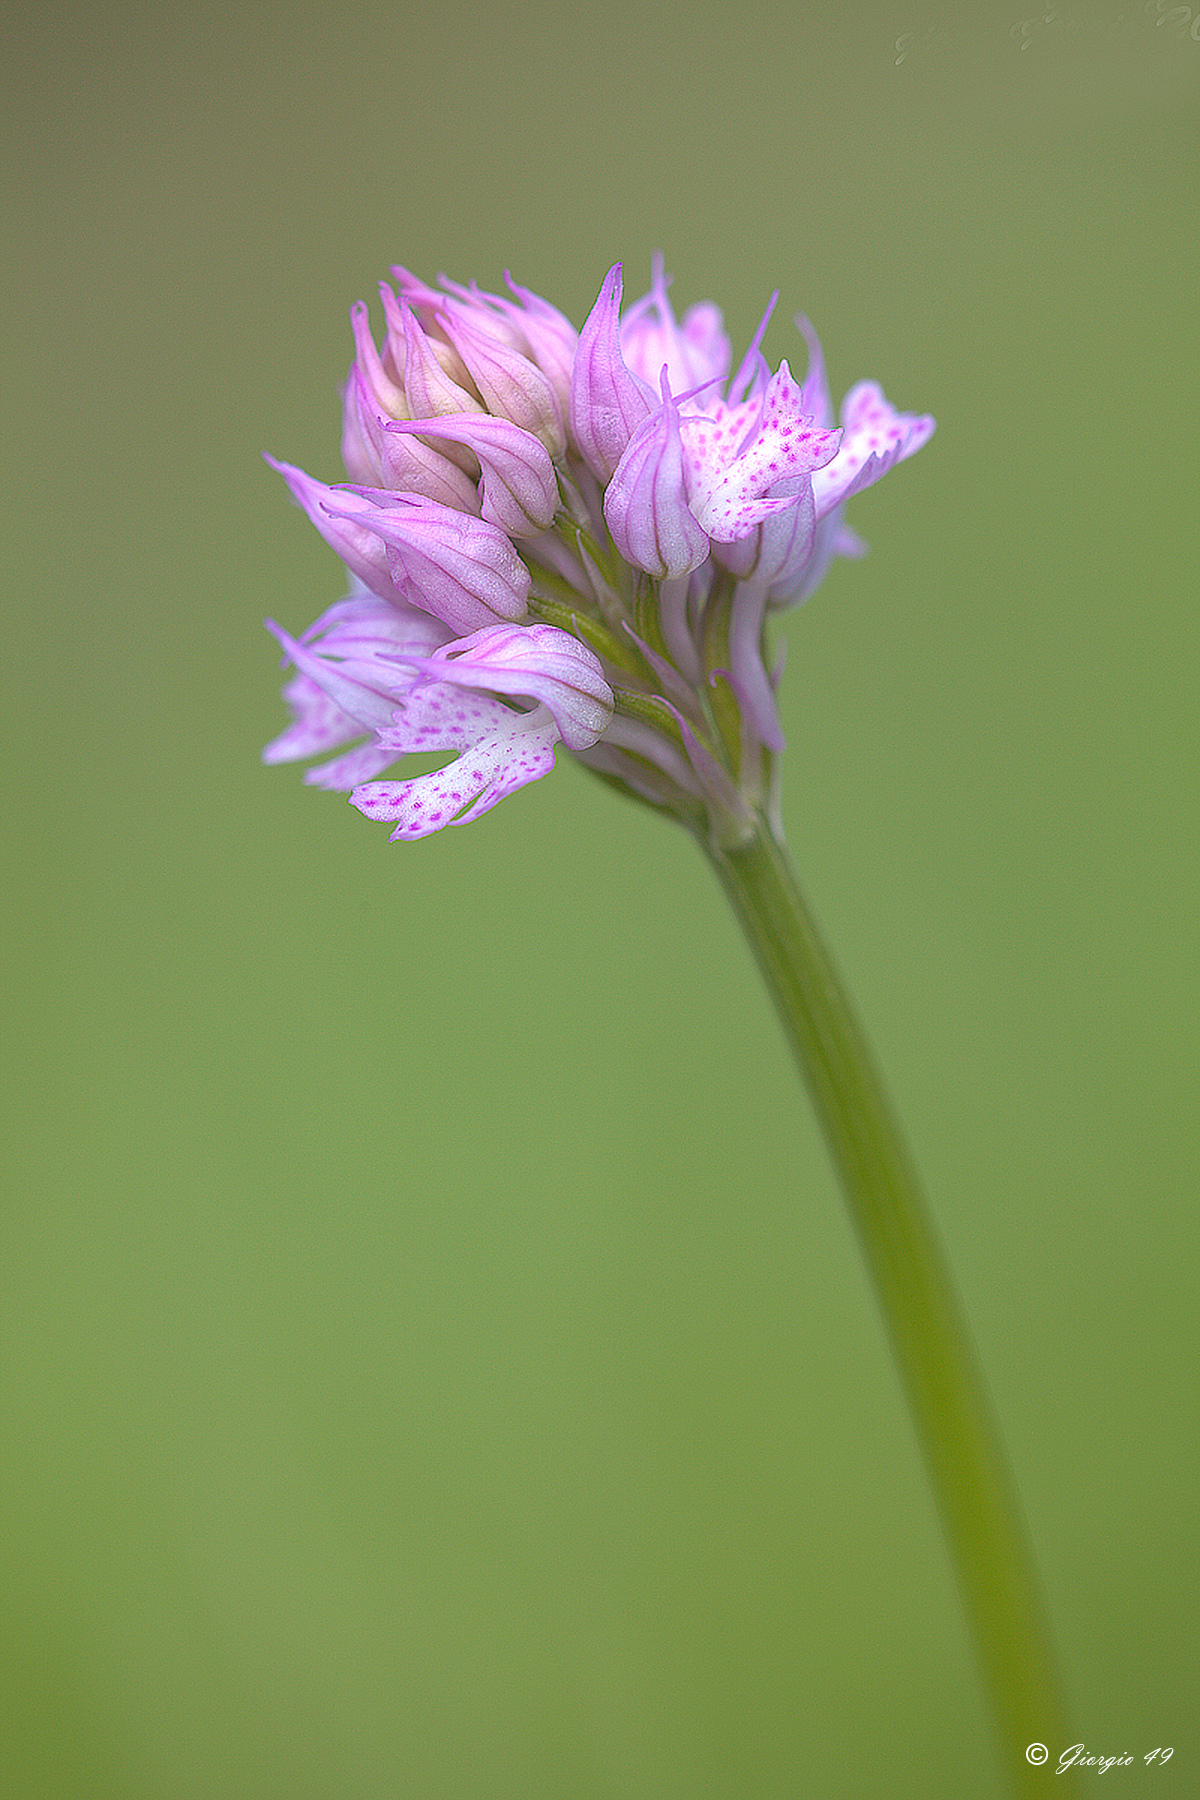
(388, 411, 558, 538)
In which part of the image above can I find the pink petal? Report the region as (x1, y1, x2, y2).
(350, 687, 561, 839)
(501, 273, 579, 415)
(266, 620, 407, 734)
(343, 368, 482, 509)
(687, 363, 842, 543)
(744, 478, 817, 599)
(348, 299, 406, 417)
(621, 255, 732, 395)
(392, 295, 483, 429)
(812, 381, 936, 518)
(266, 457, 400, 601)
(264, 672, 363, 766)
(304, 739, 398, 791)
(264, 588, 446, 748)
(794, 315, 833, 427)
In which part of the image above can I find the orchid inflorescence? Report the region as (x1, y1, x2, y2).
(265, 258, 934, 844)
(259, 263, 1068, 1788)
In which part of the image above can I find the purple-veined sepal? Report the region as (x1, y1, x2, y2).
(436, 303, 566, 459)
(342, 366, 482, 510)
(267, 457, 405, 603)
(496, 274, 579, 419)
(388, 292, 483, 431)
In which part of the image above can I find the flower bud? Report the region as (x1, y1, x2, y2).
(435, 276, 529, 349)
(344, 368, 481, 511)
(324, 490, 531, 634)
(388, 263, 452, 325)
(390, 295, 483, 437)
(442, 275, 580, 425)
(349, 299, 406, 415)
(436, 303, 566, 459)
(603, 375, 710, 580)
(570, 263, 655, 483)
(499, 275, 579, 420)
(387, 411, 558, 538)
(342, 300, 407, 485)
(621, 255, 732, 395)
(383, 273, 478, 386)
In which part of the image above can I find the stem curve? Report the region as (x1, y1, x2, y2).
(707, 816, 1068, 1794)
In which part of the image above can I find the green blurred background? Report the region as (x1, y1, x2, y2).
(3, 3, 1196, 1794)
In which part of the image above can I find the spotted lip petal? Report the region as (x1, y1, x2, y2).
(350, 688, 562, 840)
(812, 381, 936, 519)
(683, 362, 842, 543)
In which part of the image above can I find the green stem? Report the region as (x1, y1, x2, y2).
(707, 816, 1068, 1793)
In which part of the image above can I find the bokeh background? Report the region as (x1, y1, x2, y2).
(3, 3, 1196, 1795)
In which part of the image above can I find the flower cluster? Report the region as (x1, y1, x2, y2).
(265, 258, 934, 843)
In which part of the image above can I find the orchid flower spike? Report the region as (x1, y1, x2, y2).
(265, 258, 935, 846)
